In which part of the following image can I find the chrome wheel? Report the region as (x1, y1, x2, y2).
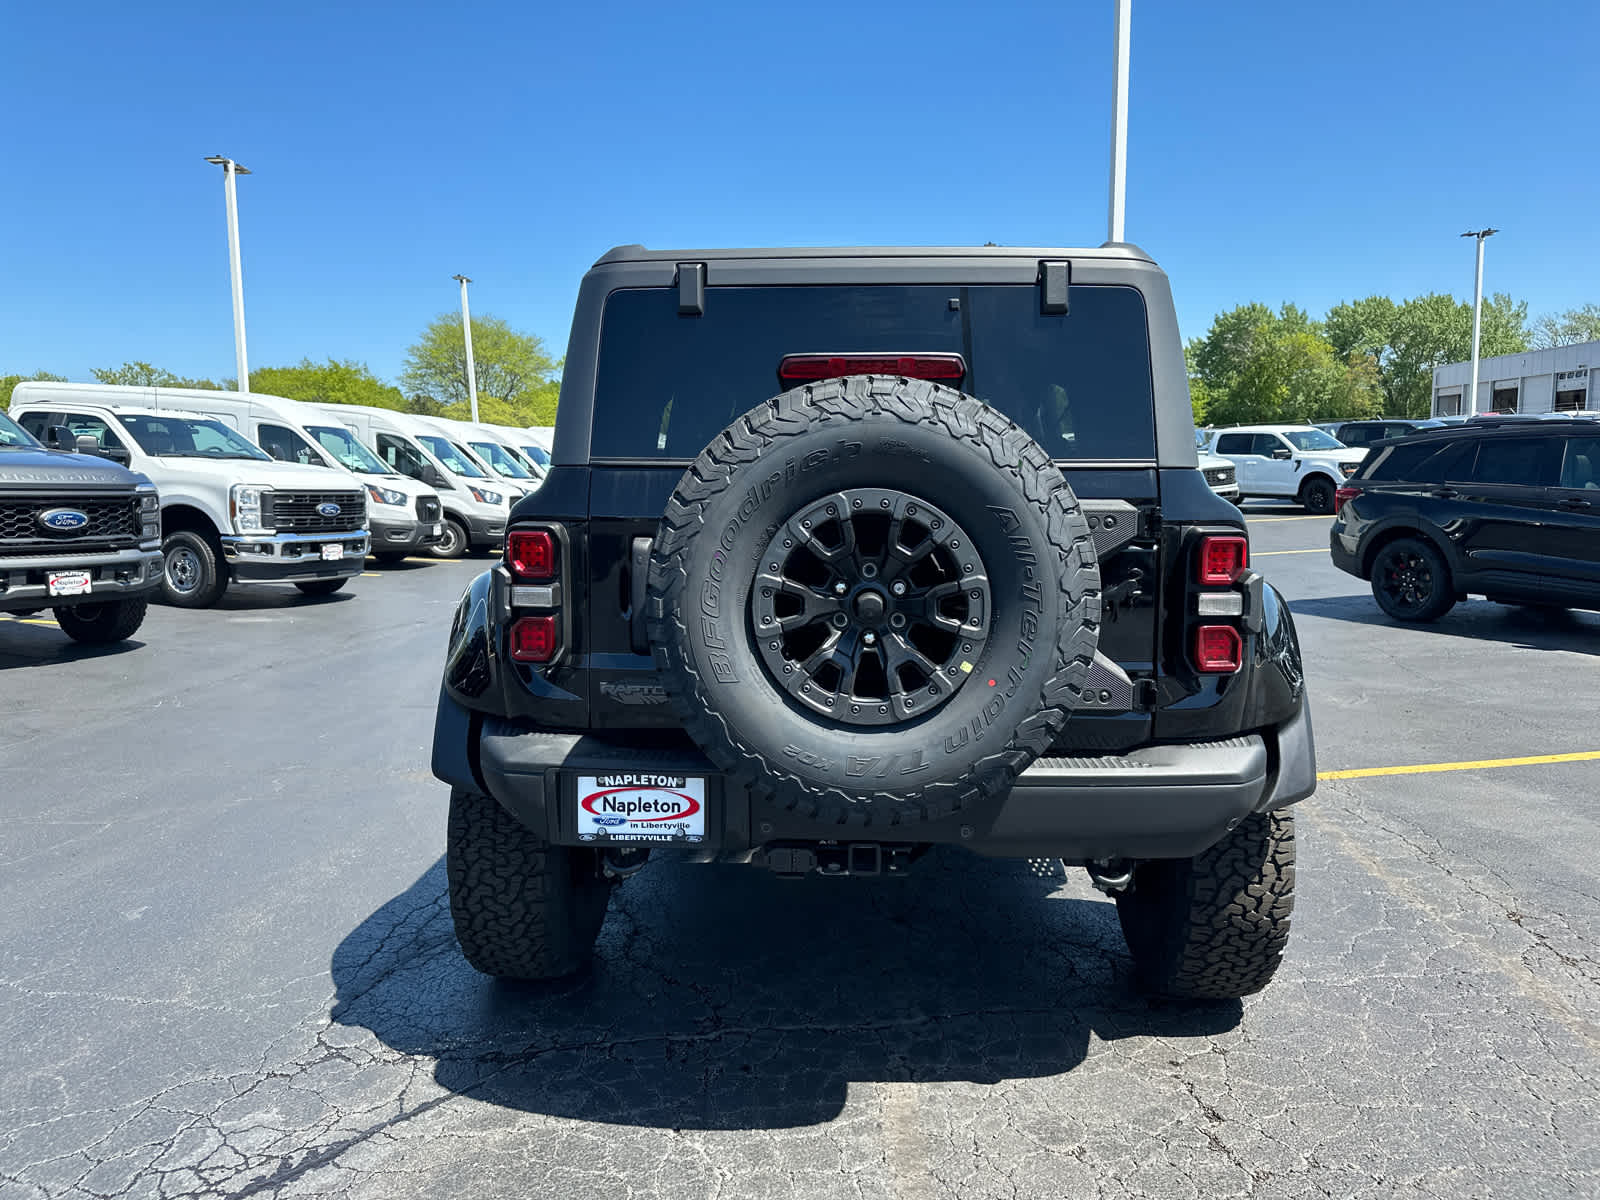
(750, 488, 991, 727)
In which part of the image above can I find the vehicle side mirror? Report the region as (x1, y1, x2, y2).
(422, 463, 445, 487)
(75, 434, 100, 456)
(1271, 448, 1293, 460)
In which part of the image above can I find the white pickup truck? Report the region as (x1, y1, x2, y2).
(1207, 424, 1368, 514)
(11, 385, 368, 607)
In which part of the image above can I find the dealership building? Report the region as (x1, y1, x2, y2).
(1433, 341, 1597, 416)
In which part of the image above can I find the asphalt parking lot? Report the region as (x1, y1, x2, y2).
(3, 518, 1598, 1200)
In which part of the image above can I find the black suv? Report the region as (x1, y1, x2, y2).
(1324, 418, 1441, 448)
(1331, 418, 1600, 620)
(431, 244, 1316, 999)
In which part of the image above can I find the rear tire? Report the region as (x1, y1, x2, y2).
(1369, 537, 1455, 622)
(446, 788, 611, 980)
(1299, 476, 1336, 514)
(52, 597, 149, 644)
(431, 517, 469, 560)
(160, 529, 228, 608)
(295, 579, 348, 597)
(1115, 812, 1296, 1000)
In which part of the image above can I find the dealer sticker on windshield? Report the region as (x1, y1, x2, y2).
(575, 774, 706, 843)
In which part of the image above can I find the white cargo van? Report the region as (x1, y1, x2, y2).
(394, 414, 531, 508)
(433, 418, 544, 491)
(304, 404, 510, 558)
(95, 387, 446, 565)
(12, 383, 368, 606)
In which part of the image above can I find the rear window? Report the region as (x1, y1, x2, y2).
(590, 284, 1155, 461)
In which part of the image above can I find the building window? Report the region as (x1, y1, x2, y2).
(1556, 370, 1589, 412)
(1436, 391, 1462, 416)
(1491, 385, 1519, 413)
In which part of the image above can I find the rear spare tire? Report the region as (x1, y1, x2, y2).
(646, 375, 1101, 825)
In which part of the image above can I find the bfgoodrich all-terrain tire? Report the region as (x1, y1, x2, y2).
(446, 788, 611, 980)
(52, 597, 149, 644)
(1115, 811, 1296, 1000)
(646, 375, 1101, 827)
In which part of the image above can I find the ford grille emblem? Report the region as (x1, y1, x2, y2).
(38, 508, 89, 533)
(317, 502, 342, 517)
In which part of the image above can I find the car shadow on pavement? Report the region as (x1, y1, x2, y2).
(0, 621, 147, 667)
(1289, 593, 1600, 655)
(330, 850, 1242, 1131)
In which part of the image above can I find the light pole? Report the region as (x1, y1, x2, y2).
(453, 274, 479, 423)
(1461, 228, 1498, 417)
(1107, 0, 1131, 243)
(204, 156, 252, 391)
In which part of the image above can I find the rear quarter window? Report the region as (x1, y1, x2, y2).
(1363, 438, 1476, 484)
(589, 284, 1156, 461)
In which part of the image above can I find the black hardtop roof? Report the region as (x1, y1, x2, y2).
(593, 241, 1156, 267)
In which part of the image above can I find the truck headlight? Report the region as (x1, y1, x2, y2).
(230, 484, 276, 533)
(469, 486, 503, 506)
(366, 484, 407, 506)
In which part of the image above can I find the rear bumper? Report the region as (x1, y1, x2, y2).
(0, 546, 164, 611)
(1329, 527, 1361, 578)
(437, 696, 1316, 862)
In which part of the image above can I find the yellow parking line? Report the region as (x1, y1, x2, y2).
(1255, 548, 1326, 557)
(361, 572, 381, 578)
(1320, 750, 1600, 781)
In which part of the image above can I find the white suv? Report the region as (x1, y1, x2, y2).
(1208, 425, 1367, 513)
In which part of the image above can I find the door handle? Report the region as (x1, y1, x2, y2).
(1434, 488, 1458, 500)
(1559, 497, 1593, 509)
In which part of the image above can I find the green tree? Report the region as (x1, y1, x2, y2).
(250, 359, 406, 409)
(1, 370, 66, 410)
(90, 362, 227, 389)
(1531, 304, 1600, 349)
(400, 313, 561, 426)
(1326, 292, 1529, 417)
(1188, 303, 1381, 426)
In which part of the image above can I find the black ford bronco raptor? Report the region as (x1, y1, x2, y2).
(432, 244, 1316, 999)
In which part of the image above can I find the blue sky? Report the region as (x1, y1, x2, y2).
(3, 0, 1595, 385)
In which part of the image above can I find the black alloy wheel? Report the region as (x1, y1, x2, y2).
(1370, 538, 1455, 622)
(750, 488, 991, 727)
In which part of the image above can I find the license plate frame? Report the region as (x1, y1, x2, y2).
(321, 543, 344, 562)
(47, 570, 92, 597)
(573, 773, 708, 844)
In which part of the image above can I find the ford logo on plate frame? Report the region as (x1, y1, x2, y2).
(38, 508, 90, 533)
(317, 502, 342, 517)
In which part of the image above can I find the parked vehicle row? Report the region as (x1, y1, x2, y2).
(3, 381, 553, 641)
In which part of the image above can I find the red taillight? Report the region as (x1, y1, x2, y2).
(778, 353, 967, 384)
(1196, 535, 1249, 585)
(1194, 624, 1243, 673)
(1335, 485, 1362, 511)
(509, 615, 558, 663)
(507, 529, 556, 580)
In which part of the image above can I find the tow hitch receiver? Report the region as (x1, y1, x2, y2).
(762, 843, 916, 878)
